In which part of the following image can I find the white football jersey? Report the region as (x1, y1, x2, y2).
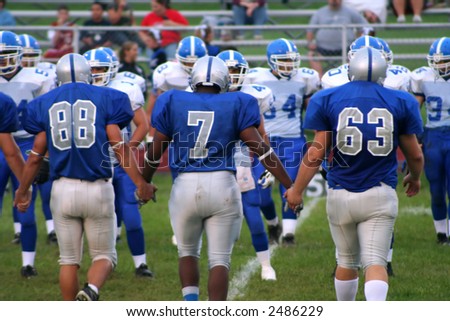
(36, 62, 57, 86)
(152, 61, 190, 92)
(243, 67, 320, 138)
(411, 66, 450, 128)
(0, 67, 55, 139)
(114, 71, 147, 94)
(322, 63, 411, 91)
(239, 83, 273, 114)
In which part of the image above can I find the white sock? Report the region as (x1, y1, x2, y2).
(434, 219, 447, 235)
(282, 219, 297, 236)
(46, 220, 54, 234)
(334, 278, 358, 301)
(22, 251, 36, 267)
(266, 217, 279, 226)
(364, 280, 388, 301)
(182, 286, 199, 301)
(88, 283, 99, 294)
(14, 222, 21, 234)
(256, 250, 271, 267)
(132, 254, 146, 268)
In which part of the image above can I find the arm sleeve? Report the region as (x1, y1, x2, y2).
(0, 94, 19, 133)
(399, 95, 423, 136)
(304, 94, 331, 131)
(152, 91, 172, 138)
(23, 100, 45, 135)
(237, 94, 261, 132)
(106, 91, 134, 129)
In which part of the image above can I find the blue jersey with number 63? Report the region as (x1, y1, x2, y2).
(306, 81, 423, 192)
(23, 82, 133, 181)
(152, 89, 261, 173)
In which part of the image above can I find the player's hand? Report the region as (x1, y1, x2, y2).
(14, 186, 33, 213)
(257, 170, 275, 189)
(135, 182, 158, 207)
(284, 186, 303, 217)
(402, 174, 420, 197)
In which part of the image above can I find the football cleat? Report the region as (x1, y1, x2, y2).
(386, 262, 395, 277)
(21, 265, 37, 279)
(281, 233, 295, 247)
(47, 231, 58, 245)
(436, 233, 449, 245)
(76, 284, 99, 301)
(11, 232, 21, 244)
(261, 266, 277, 281)
(135, 263, 154, 278)
(267, 223, 282, 245)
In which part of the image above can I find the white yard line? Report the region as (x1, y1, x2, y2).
(228, 197, 322, 300)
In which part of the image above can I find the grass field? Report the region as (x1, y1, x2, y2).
(0, 170, 449, 301)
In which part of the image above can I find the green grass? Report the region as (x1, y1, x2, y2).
(1, 171, 449, 301)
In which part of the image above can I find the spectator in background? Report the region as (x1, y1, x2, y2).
(232, 0, 267, 40)
(343, 0, 387, 23)
(118, 40, 149, 98)
(139, 0, 189, 61)
(306, 0, 368, 78)
(391, 0, 425, 23)
(194, 24, 238, 56)
(0, 0, 15, 26)
(141, 29, 167, 79)
(80, 2, 112, 54)
(43, 5, 75, 60)
(107, 0, 145, 50)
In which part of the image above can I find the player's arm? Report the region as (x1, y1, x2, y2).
(129, 107, 149, 148)
(0, 133, 25, 180)
(142, 130, 170, 183)
(14, 131, 48, 212)
(257, 117, 270, 145)
(414, 94, 425, 107)
(107, 124, 156, 203)
(240, 126, 292, 189)
(285, 130, 331, 210)
(399, 133, 424, 197)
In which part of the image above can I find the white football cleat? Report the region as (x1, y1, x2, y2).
(261, 266, 277, 281)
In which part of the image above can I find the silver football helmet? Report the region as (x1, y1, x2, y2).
(189, 56, 230, 93)
(348, 47, 387, 84)
(56, 53, 92, 86)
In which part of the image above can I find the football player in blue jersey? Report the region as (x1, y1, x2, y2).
(322, 35, 411, 276)
(14, 53, 156, 301)
(19, 33, 58, 245)
(217, 49, 276, 281)
(243, 38, 321, 246)
(285, 48, 424, 301)
(0, 30, 55, 278)
(0, 92, 26, 184)
(84, 48, 153, 278)
(411, 37, 450, 245)
(143, 56, 293, 301)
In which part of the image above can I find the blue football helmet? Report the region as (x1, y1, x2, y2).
(0, 31, 23, 75)
(348, 36, 393, 64)
(83, 49, 113, 86)
(190, 56, 230, 93)
(98, 46, 118, 78)
(266, 38, 300, 79)
(217, 50, 248, 90)
(19, 34, 42, 67)
(175, 36, 208, 74)
(427, 37, 450, 78)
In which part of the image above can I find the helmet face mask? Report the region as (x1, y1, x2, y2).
(56, 53, 92, 85)
(83, 49, 113, 86)
(348, 47, 387, 84)
(190, 56, 230, 93)
(98, 47, 118, 79)
(0, 31, 23, 76)
(217, 50, 248, 90)
(427, 37, 450, 78)
(19, 34, 42, 68)
(267, 38, 300, 79)
(175, 36, 208, 75)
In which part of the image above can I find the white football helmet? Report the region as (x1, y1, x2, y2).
(56, 53, 92, 85)
(190, 56, 230, 93)
(348, 47, 387, 84)
(0, 31, 23, 76)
